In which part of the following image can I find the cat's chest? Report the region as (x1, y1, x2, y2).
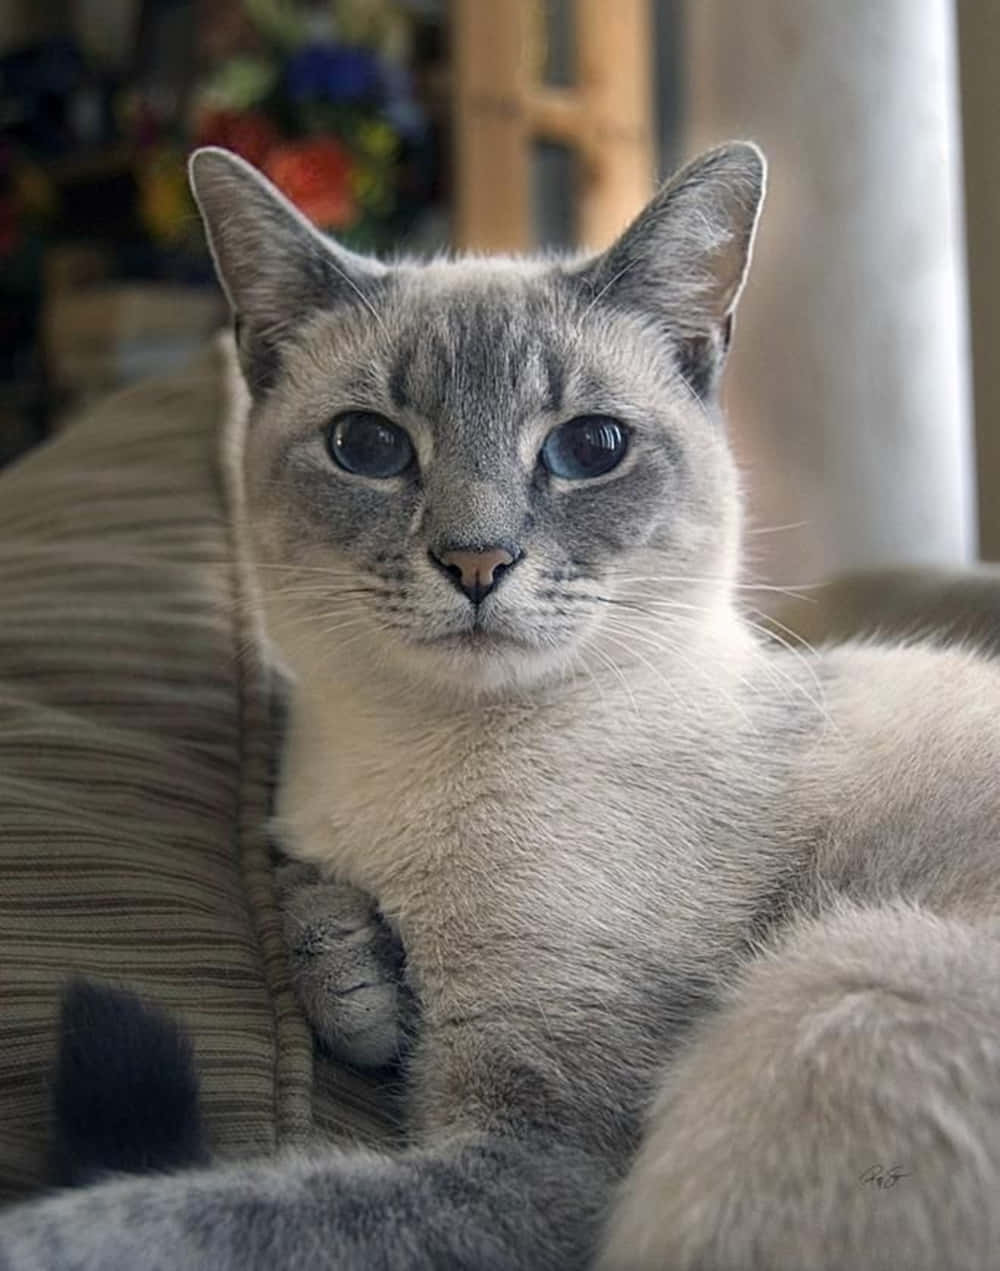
(274, 690, 756, 924)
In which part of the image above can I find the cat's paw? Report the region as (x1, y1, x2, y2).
(276, 862, 411, 1069)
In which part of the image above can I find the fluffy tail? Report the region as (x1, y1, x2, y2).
(51, 979, 208, 1186)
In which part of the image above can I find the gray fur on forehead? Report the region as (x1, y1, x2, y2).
(385, 287, 567, 422)
(375, 270, 637, 432)
(188, 142, 765, 405)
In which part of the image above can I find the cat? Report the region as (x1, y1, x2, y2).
(3, 139, 1000, 1271)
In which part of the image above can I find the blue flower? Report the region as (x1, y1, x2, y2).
(380, 63, 426, 139)
(286, 43, 382, 105)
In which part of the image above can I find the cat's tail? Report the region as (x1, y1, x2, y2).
(50, 978, 208, 1186)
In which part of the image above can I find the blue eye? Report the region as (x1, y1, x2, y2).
(541, 416, 628, 480)
(327, 412, 414, 478)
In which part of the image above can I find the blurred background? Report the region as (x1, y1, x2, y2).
(0, 0, 995, 590)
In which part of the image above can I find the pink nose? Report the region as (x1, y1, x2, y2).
(432, 546, 519, 603)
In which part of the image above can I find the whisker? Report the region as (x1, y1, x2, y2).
(567, 648, 609, 716)
(740, 616, 835, 730)
(594, 627, 684, 719)
(584, 638, 641, 722)
(597, 616, 757, 732)
(745, 521, 809, 536)
(601, 598, 832, 723)
(577, 260, 639, 322)
(748, 607, 822, 659)
(253, 563, 384, 576)
(605, 611, 765, 710)
(602, 573, 823, 602)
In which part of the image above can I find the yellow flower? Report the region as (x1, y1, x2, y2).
(138, 152, 193, 244)
(356, 119, 398, 161)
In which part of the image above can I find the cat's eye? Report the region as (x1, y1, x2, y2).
(541, 416, 628, 480)
(326, 412, 414, 478)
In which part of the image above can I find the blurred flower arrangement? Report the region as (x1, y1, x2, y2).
(130, 0, 434, 255)
(0, 0, 442, 459)
(0, 1, 436, 272)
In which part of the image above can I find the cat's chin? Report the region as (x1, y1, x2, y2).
(399, 629, 575, 698)
(419, 629, 529, 654)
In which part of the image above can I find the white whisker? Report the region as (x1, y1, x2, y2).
(584, 638, 641, 722)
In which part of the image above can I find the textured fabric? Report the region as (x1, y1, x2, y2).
(0, 339, 395, 1203)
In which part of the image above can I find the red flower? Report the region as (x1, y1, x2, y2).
(195, 109, 280, 170)
(264, 138, 357, 230)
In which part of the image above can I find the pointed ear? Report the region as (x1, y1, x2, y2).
(188, 147, 384, 396)
(572, 141, 766, 399)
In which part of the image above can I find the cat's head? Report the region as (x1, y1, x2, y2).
(190, 143, 765, 699)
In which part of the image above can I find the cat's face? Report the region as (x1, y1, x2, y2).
(191, 145, 765, 697)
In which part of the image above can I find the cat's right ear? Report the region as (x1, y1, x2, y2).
(188, 147, 384, 396)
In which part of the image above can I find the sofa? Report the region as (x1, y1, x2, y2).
(0, 337, 399, 1202)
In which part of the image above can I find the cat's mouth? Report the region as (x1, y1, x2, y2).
(407, 604, 564, 663)
(424, 629, 529, 653)
(397, 612, 576, 688)
(410, 607, 549, 654)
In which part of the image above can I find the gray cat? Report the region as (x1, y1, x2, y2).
(4, 140, 1000, 1270)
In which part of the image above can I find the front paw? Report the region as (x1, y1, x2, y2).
(276, 863, 412, 1069)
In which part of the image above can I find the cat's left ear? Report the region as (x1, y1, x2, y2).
(188, 147, 385, 396)
(571, 141, 766, 399)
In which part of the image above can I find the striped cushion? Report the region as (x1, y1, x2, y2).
(0, 338, 395, 1202)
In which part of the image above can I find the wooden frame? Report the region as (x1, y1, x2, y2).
(451, 0, 655, 252)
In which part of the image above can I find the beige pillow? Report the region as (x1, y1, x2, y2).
(775, 566, 1000, 655)
(0, 338, 394, 1202)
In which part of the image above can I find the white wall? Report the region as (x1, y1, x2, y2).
(957, 0, 1000, 561)
(683, 0, 974, 587)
